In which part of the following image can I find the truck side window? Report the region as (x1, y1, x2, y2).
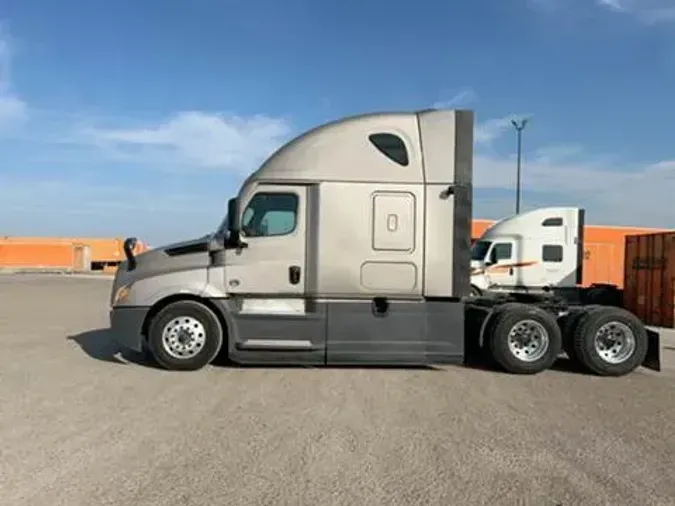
(542, 245, 563, 262)
(542, 217, 563, 227)
(241, 192, 298, 237)
(490, 243, 512, 263)
(368, 133, 409, 166)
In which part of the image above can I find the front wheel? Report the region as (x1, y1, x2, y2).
(487, 303, 562, 374)
(147, 300, 224, 371)
(572, 306, 648, 376)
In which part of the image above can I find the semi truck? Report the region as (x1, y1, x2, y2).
(108, 108, 660, 377)
(469, 207, 623, 306)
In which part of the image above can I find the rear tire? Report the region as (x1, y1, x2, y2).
(487, 303, 562, 374)
(559, 305, 601, 363)
(572, 306, 647, 376)
(147, 300, 224, 371)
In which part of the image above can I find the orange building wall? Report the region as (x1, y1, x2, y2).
(0, 236, 148, 265)
(0, 241, 90, 271)
(471, 220, 672, 288)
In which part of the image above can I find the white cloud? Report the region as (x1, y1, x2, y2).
(474, 114, 532, 145)
(596, 0, 675, 24)
(0, 27, 292, 176)
(0, 94, 27, 126)
(533, 143, 584, 163)
(432, 88, 479, 109)
(77, 111, 293, 173)
(471, 126, 675, 227)
(598, 0, 625, 11)
(0, 28, 28, 129)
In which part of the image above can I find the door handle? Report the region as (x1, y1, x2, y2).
(289, 265, 301, 285)
(509, 267, 514, 275)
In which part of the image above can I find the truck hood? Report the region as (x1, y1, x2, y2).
(116, 235, 211, 284)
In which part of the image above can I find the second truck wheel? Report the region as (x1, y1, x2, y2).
(487, 303, 562, 374)
(572, 306, 648, 376)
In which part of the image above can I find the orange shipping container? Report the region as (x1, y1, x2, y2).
(580, 226, 672, 288)
(623, 232, 675, 329)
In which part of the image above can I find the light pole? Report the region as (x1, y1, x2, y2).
(511, 118, 528, 214)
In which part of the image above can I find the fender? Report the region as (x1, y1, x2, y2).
(476, 302, 526, 348)
(125, 268, 210, 307)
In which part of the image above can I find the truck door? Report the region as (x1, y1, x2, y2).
(221, 184, 325, 363)
(484, 240, 521, 290)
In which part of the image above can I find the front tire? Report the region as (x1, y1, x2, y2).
(487, 303, 562, 374)
(147, 300, 224, 371)
(572, 306, 647, 376)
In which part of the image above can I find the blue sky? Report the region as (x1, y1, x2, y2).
(1, 0, 674, 245)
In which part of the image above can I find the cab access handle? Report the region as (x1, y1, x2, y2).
(289, 265, 301, 285)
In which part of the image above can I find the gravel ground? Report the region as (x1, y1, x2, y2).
(0, 274, 674, 506)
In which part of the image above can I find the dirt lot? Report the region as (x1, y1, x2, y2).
(0, 274, 674, 506)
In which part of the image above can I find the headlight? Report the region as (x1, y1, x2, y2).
(113, 284, 133, 306)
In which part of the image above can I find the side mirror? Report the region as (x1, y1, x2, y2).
(225, 197, 248, 249)
(227, 198, 240, 234)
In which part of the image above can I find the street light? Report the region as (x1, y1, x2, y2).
(511, 118, 529, 214)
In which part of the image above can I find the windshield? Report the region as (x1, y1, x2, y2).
(471, 240, 491, 261)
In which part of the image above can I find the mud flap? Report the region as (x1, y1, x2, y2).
(642, 328, 661, 372)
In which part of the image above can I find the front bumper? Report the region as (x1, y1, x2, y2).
(109, 306, 151, 353)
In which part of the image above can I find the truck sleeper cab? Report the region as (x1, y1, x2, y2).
(108, 109, 660, 377)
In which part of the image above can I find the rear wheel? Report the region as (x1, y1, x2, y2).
(487, 304, 562, 374)
(572, 306, 647, 376)
(147, 300, 224, 371)
(559, 305, 601, 363)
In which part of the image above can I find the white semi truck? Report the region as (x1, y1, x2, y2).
(470, 207, 622, 306)
(109, 108, 660, 376)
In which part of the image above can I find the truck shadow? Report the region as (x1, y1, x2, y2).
(68, 327, 588, 375)
(67, 328, 164, 369)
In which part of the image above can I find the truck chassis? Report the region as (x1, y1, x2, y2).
(465, 291, 660, 376)
(123, 282, 661, 377)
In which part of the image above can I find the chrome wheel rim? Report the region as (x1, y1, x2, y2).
(161, 316, 206, 359)
(507, 319, 550, 362)
(594, 321, 636, 364)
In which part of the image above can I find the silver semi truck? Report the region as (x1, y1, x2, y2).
(108, 108, 661, 376)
